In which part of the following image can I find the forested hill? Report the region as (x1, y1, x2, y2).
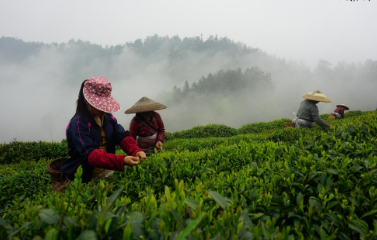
(2, 35, 376, 85)
(161, 67, 273, 105)
(0, 35, 260, 62)
(0, 35, 274, 87)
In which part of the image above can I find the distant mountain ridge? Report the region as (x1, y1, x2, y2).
(0, 35, 262, 62)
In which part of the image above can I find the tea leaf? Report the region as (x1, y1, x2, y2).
(176, 212, 206, 240)
(208, 191, 228, 209)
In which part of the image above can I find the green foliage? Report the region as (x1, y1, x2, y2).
(165, 124, 237, 141)
(0, 159, 51, 208)
(0, 140, 68, 165)
(1, 110, 377, 239)
(344, 110, 367, 118)
(165, 110, 367, 142)
(237, 118, 291, 135)
(164, 119, 290, 141)
(320, 110, 367, 120)
(163, 134, 267, 152)
(319, 113, 331, 119)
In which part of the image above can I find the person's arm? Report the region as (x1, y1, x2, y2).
(109, 115, 144, 156)
(88, 149, 125, 170)
(88, 149, 140, 170)
(109, 114, 131, 145)
(311, 105, 330, 128)
(120, 136, 144, 157)
(341, 108, 345, 119)
(129, 117, 138, 140)
(155, 112, 165, 143)
(71, 117, 126, 170)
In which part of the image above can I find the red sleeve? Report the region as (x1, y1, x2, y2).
(129, 118, 138, 140)
(88, 149, 125, 171)
(155, 113, 165, 143)
(341, 108, 345, 118)
(120, 136, 143, 156)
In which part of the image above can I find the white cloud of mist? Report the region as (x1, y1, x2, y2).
(0, 39, 376, 143)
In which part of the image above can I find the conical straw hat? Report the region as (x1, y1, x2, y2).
(336, 104, 349, 110)
(302, 90, 331, 103)
(125, 96, 167, 114)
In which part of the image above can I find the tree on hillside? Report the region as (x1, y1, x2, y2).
(182, 80, 190, 98)
(315, 60, 333, 81)
(163, 67, 273, 105)
(0, 37, 45, 61)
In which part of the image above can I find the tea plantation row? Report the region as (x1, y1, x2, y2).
(0, 111, 376, 239)
(0, 111, 367, 165)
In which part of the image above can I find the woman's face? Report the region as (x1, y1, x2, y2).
(85, 99, 105, 117)
(140, 111, 153, 119)
(90, 106, 106, 117)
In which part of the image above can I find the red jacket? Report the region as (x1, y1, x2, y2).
(334, 106, 345, 118)
(129, 112, 165, 143)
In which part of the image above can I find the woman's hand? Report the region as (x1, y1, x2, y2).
(155, 141, 162, 149)
(124, 156, 140, 167)
(135, 151, 147, 160)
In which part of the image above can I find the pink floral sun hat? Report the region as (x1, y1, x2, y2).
(83, 76, 120, 113)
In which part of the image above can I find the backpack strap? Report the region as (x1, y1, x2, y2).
(136, 116, 157, 134)
(299, 103, 313, 118)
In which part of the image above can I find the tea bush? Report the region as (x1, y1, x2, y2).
(0, 140, 68, 165)
(0, 159, 52, 208)
(165, 124, 237, 141)
(0, 110, 376, 239)
(237, 118, 292, 135)
(163, 133, 269, 152)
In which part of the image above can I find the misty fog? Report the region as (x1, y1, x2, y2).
(1, 36, 376, 143)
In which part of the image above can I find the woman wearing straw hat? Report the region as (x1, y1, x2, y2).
(126, 97, 166, 156)
(60, 77, 146, 184)
(333, 104, 349, 119)
(293, 90, 332, 129)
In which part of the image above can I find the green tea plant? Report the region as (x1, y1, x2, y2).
(237, 118, 291, 135)
(0, 140, 68, 165)
(165, 124, 237, 141)
(163, 133, 268, 152)
(0, 110, 376, 239)
(0, 159, 51, 208)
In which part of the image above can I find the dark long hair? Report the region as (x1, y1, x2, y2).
(74, 80, 88, 119)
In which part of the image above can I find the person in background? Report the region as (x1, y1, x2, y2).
(333, 104, 349, 119)
(293, 90, 332, 130)
(126, 97, 166, 156)
(61, 77, 146, 184)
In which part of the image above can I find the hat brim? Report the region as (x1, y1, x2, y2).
(336, 104, 349, 110)
(83, 91, 120, 113)
(125, 103, 166, 114)
(302, 94, 331, 103)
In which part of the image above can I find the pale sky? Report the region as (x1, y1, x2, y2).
(1, 0, 376, 68)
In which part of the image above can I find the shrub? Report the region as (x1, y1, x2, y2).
(165, 124, 237, 141)
(0, 140, 68, 164)
(237, 118, 291, 134)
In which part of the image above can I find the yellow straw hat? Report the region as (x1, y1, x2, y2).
(336, 104, 349, 110)
(125, 96, 167, 114)
(302, 90, 331, 103)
